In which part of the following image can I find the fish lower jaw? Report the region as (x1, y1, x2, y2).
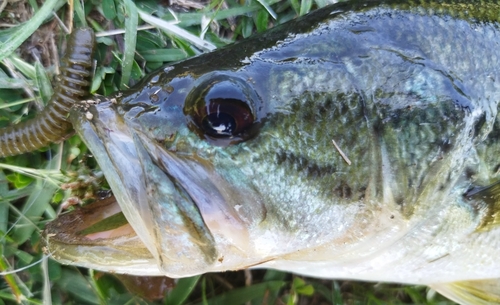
(41, 194, 274, 277)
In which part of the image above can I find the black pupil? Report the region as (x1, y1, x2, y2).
(202, 111, 236, 136)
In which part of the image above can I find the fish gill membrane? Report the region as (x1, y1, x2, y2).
(4, 0, 500, 304)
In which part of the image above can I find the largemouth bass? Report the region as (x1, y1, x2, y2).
(34, 0, 500, 303)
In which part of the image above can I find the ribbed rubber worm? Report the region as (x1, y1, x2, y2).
(0, 27, 95, 157)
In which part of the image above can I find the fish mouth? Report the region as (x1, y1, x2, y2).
(42, 134, 262, 275)
(43, 195, 164, 275)
(62, 102, 222, 276)
(42, 134, 222, 276)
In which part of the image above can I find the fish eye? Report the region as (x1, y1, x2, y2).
(184, 74, 260, 144)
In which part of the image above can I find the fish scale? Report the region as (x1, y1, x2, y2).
(248, 93, 370, 201)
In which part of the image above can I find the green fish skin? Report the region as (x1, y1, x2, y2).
(44, 0, 500, 303)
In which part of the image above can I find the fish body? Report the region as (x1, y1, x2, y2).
(44, 0, 500, 303)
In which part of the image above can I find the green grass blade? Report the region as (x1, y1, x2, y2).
(34, 61, 53, 105)
(137, 10, 216, 51)
(0, 172, 8, 238)
(255, 9, 270, 33)
(73, 0, 87, 27)
(55, 269, 100, 304)
(136, 1, 282, 27)
(120, 0, 138, 89)
(193, 280, 287, 305)
(164, 275, 200, 305)
(0, 78, 34, 90)
(256, 0, 278, 19)
(251, 270, 288, 304)
(10, 156, 61, 245)
(140, 49, 187, 62)
(0, 255, 23, 303)
(5, 55, 36, 80)
(299, 0, 313, 15)
(0, 0, 62, 62)
(102, 0, 117, 20)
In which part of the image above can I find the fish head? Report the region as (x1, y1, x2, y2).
(46, 49, 380, 277)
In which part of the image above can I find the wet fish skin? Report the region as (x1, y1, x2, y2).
(45, 0, 500, 303)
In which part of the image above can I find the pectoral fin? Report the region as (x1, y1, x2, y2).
(431, 279, 500, 305)
(465, 181, 500, 232)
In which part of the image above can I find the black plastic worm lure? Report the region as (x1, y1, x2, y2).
(0, 28, 95, 157)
